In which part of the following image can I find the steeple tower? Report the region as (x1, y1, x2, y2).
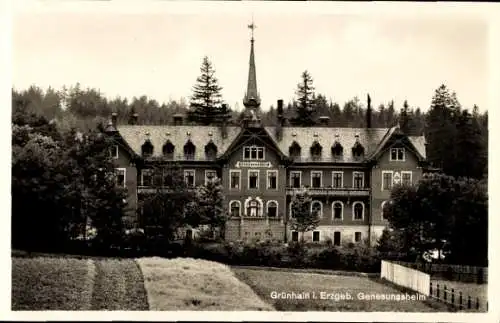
(243, 17, 261, 114)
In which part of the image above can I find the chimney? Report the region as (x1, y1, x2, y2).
(111, 112, 118, 127)
(221, 104, 228, 139)
(173, 114, 183, 126)
(129, 113, 138, 125)
(319, 116, 330, 126)
(276, 99, 284, 141)
(366, 94, 372, 128)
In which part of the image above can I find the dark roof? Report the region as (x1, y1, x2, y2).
(116, 124, 426, 162)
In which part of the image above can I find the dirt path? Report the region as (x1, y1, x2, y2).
(91, 259, 149, 310)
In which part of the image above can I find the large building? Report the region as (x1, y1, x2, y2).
(104, 23, 428, 246)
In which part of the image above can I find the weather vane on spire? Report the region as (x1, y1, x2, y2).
(248, 15, 256, 41)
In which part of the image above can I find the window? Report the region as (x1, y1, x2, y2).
(205, 142, 218, 160)
(333, 231, 341, 246)
(291, 231, 299, 242)
(243, 146, 265, 160)
(267, 170, 278, 190)
(381, 201, 388, 220)
(332, 142, 343, 158)
(267, 200, 278, 217)
(353, 202, 364, 220)
(311, 201, 323, 218)
(311, 171, 322, 188)
(110, 145, 119, 159)
(248, 170, 259, 189)
(354, 232, 362, 243)
(184, 170, 195, 187)
(310, 142, 322, 160)
(205, 170, 217, 185)
(332, 201, 343, 220)
(332, 171, 343, 188)
(141, 169, 153, 186)
(184, 141, 196, 160)
(230, 170, 241, 190)
(290, 171, 301, 188)
(382, 171, 393, 191)
(289, 201, 295, 219)
(141, 140, 154, 157)
(390, 148, 405, 161)
(162, 141, 175, 160)
(229, 201, 241, 217)
(115, 168, 126, 187)
(163, 170, 173, 187)
(246, 199, 262, 217)
(401, 171, 412, 186)
(289, 142, 301, 159)
(353, 172, 364, 189)
(313, 231, 320, 242)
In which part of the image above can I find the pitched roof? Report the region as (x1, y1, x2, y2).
(265, 126, 392, 162)
(408, 136, 427, 159)
(116, 125, 241, 160)
(115, 124, 426, 163)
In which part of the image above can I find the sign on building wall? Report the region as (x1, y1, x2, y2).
(235, 161, 272, 168)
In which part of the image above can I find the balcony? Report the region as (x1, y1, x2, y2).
(137, 186, 195, 194)
(285, 186, 370, 197)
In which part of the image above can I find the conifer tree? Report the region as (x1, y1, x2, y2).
(188, 56, 227, 125)
(455, 109, 486, 179)
(293, 70, 316, 126)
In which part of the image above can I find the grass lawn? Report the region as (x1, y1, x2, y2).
(91, 258, 148, 310)
(137, 257, 274, 311)
(12, 257, 95, 310)
(233, 267, 446, 311)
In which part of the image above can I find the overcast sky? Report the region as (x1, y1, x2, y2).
(12, 3, 491, 112)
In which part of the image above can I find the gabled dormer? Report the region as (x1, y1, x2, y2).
(162, 140, 175, 160)
(205, 141, 218, 160)
(184, 139, 196, 160)
(289, 141, 301, 160)
(310, 140, 322, 161)
(352, 133, 365, 160)
(141, 133, 154, 158)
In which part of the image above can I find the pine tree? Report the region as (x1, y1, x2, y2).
(425, 84, 460, 176)
(188, 56, 226, 125)
(455, 110, 486, 179)
(293, 70, 316, 126)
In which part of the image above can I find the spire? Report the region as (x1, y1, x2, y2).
(243, 17, 261, 110)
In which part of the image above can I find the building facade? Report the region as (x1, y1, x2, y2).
(104, 24, 428, 245)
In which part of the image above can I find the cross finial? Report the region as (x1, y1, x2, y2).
(248, 16, 256, 41)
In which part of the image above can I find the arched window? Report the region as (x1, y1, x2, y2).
(267, 200, 278, 217)
(184, 140, 196, 160)
(353, 201, 364, 220)
(381, 200, 388, 220)
(141, 140, 154, 157)
(162, 140, 175, 160)
(332, 201, 343, 220)
(205, 141, 218, 160)
(229, 200, 241, 218)
(289, 201, 294, 219)
(352, 142, 365, 160)
(245, 198, 263, 217)
(289, 141, 301, 159)
(310, 141, 322, 160)
(331, 141, 343, 158)
(311, 200, 323, 218)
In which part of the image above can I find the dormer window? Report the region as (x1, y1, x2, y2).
(184, 140, 196, 160)
(243, 145, 264, 160)
(310, 141, 322, 161)
(332, 141, 343, 158)
(141, 140, 154, 158)
(289, 141, 301, 159)
(162, 141, 175, 160)
(352, 142, 365, 160)
(390, 148, 405, 161)
(205, 141, 218, 160)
